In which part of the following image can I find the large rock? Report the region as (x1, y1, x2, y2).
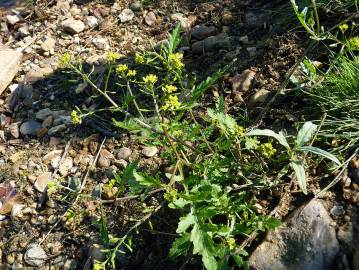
(0, 49, 22, 95)
(20, 120, 42, 136)
(61, 19, 85, 34)
(249, 199, 339, 270)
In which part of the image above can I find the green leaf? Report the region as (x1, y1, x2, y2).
(191, 66, 228, 102)
(299, 146, 341, 165)
(295, 121, 318, 147)
(133, 171, 162, 188)
(177, 213, 195, 233)
(190, 223, 217, 270)
(168, 233, 191, 258)
(290, 160, 307, 194)
(168, 23, 182, 54)
(99, 214, 110, 249)
(245, 129, 290, 149)
(122, 160, 143, 194)
(168, 197, 190, 209)
(264, 216, 281, 229)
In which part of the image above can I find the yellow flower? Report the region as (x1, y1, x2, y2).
(116, 64, 129, 74)
(227, 238, 236, 251)
(59, 53, 72, 67)
(162, 95, 181, 111)
(169, 52, 184, 70)
(143, 74, 157, 84)
(339, 23, 349, 34)
(135, 53, 145, 64)
(127, 69, 137, 77)
(106, 51, 122, 62)
(162, 84, 177, 93)
(259, 142, 277, 158)
(71, 110, 82, 125)
(347, 37, 359, 50)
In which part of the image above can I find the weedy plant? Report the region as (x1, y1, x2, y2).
(60, 24, 340, 269)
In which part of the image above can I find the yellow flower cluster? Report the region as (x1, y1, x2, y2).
(226, 238, 236, 251)
(169, 52, 184, 70)
(135, 53, 145, 64)
(127, 69, 137, 77)
(162, 95, 181, 111)
(116, 64, 128, 73)
(347, 37, 359, 50)
(259, 142, 277, 158)
(339, 23, 349, 33)
(71, 110, 82, 125)
(59, 53, 72, 67)
(106, 51, 122, 62)
(143, 74, 158, 84)
(162, 84, 177, 93)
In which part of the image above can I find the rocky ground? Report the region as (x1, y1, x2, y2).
(0, 0, 358, 269)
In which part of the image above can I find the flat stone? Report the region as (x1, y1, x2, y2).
(92, 37, 109, 50)
(43, 149, 62, 164)
(248, 89, 271, 107)
(36, 108, 53, 120)
(9, 123, 19, 139)
(41, 37, 56, 52)
(142, 146, 158, 157)
(97, 149, 114, 168)
(191, 25, 216, 40)
(192, 34, 230, 54)
(86, 16, 98, 28)
(61, 19, 85, 34)
(20, 120, 42, 136)
(59, 157, 73, 176)
(249, 199, 339, 270)
(6, 14, 21, 25)
(34, 172, 52, 192)
(145, 11, 156, 26)
(130, 1, 142, 11)
(0, 49, 22, 96)
(24, 245, 48, 267)
(18, 25, 30, 37)
(118, 9, 135, 23)
(229, 69, 256, 94)
(117, 147, 132, 160)
(48, 124, 67, 135)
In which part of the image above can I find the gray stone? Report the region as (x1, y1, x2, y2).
(249, 199, 339, 270)
(92, 37, 109, 50)
(20, 120, 42, 136)
(191, 25, 216, 40)
(34, 172, 52, 192)
(119, 9, 135, 23)
(130, 1, 142, 11)
(48, 124, 67, 135)
(142, 146, 158, 157)
(249, 89, 271, 107)
(9, 123, 19, 138)
(25, 66, 53, 83)
(145, 11, 156, 26)
(0, 49, 22, 96)
(117, 147, 132, 160)
(86, 16, 98, 28)
(59, 157, 73, 177)
(6, 14, 21, 25)
(61, 19, 85, 34)
(24, 245, 48, 266)
(192, 34, 230, 54)
(36, 108, 53, 120)
(18, 25, 30, 37)
(41, 37, 56, 52)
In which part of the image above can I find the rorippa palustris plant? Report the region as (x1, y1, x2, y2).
(59, 23, 340, 270)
